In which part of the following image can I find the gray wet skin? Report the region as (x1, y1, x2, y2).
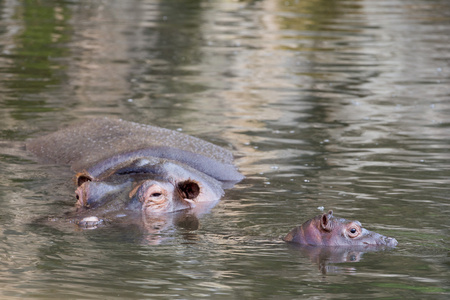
(27, 118, 243, 227)
(283, 210, 398, 247)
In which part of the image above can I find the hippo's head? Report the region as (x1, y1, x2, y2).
(130, 179, 206, 214)
(74, 160, 225, 216)
(283, 210, 398, 247)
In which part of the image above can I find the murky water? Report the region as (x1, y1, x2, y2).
(1, 0, 449, 298)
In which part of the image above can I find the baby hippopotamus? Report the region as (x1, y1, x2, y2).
(283, 211, 398, 247)
(27, 118, 243, 227)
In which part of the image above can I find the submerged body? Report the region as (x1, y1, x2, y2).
(283, 211, 397, 247)
(27, 118, 243, 226)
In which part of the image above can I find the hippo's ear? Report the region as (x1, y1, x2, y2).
(320, 210, 333, 231)
(178, 180, 200, 200)
(76, 172, 93, 187)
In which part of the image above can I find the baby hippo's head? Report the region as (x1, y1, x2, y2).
(283, 210, 398, 247)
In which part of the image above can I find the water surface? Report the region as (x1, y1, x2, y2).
(0, 0, 449, 298)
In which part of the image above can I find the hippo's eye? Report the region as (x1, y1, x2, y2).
(350, 228, 357, 234)
(148, 192, 165, 204)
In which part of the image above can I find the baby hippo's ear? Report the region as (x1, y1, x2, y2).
(320, 210, 334, 232)
(178, 180, 200, 200)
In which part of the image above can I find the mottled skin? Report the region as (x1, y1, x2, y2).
(283, 211, 398, 247)
(27, 118, 243, 227)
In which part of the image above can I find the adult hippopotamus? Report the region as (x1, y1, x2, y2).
(283, 210, 398, 247)
(27, 118, 243, 228)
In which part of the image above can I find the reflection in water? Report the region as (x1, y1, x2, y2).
(68, 1, 140, 106)
(287, 244, 391, 275)
(57, 195, 219, 245)
(47, 208, 204, 246)
(0, 0, 71, 125)
(6, 0, 70, 92)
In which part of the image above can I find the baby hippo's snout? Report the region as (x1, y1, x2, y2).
(382, 236, 398, 247)
(363, 229, 398, 247)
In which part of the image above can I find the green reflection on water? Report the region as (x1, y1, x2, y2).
(13, 0, 71, 85)
(4, 0, 71, 118)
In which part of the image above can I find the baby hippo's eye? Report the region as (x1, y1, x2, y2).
(151, 193, 162, 197)
(347, 224, 361, 238)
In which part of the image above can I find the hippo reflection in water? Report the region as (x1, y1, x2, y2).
(27, 118, 243, 229)
(283, 210, 398, 247)
(287, 244, 392, 275)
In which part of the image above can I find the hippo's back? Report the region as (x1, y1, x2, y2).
(27, 118, 243, 182)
